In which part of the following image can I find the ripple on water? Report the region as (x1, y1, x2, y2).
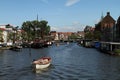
(1, 43, 120, 80)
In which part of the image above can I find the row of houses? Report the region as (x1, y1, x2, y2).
(82, 12, 120, 55)
(50, 31, 84, 41)
(2, 12, 119, 46)
(0, 24, 22, 46)
(84, 12, 120, 42)
(0, 24, 85, 46)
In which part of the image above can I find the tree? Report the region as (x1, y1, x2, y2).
(84, 32, 94, 39)
(12, 26, 19, 44)
(21, 20, 51, 41)
(7, 32, 14, 42)
(93, 31, 101, 41)
(22, 21, 35, 42)
(40, 20, 50, 39)
(84, 25, 94, 40)
(69, 33, 78, 39)
(0, 30, 4, 42)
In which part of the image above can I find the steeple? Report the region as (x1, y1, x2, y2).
(101, 12, 104, 20)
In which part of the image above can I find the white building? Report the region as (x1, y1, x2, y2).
(0, 24, 13, 45)
(55, 33, 59, 40)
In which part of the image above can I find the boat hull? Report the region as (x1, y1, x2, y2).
(33, 63, 50, 70)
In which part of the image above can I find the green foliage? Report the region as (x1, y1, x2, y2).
(84, 30, 102, 40)
(85, 32, 94, 39)
(7, 32, 13, 42)
(21, 20, 51, 41)
(114, 49, 120, 55)
(69, 33, 78, 39)
(94, 31, 101, 40)
(0, 30, 4, 42)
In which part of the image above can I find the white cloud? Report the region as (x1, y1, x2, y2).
(41, 0, 48, 4)
(51, 27, 59, 31)
(72, 21, 80, 25)
(94, 18, 101, 24)
(51, 27, 68, 32)
(65, 0, 80, 7)
(51, 20, 86, 32)
(51, 22, 85, 32)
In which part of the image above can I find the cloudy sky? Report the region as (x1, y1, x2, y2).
(0, 0, 120, 32)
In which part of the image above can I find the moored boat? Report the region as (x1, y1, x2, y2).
(9, 45, 22, 51)
(32, 57, 51, 70)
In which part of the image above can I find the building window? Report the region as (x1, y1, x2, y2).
(110, 23, 113, 27)
(104, 23, 107, 27)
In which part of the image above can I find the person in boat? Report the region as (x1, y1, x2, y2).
(33, 58, 49, 64)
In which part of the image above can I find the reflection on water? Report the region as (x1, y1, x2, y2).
(0, 43, 120, 80)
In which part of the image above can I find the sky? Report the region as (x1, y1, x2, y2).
(0, 0, 120, 32)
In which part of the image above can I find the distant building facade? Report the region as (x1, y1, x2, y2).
(77, 31, 85, 39)
(116, 16, 120, 42)
(50, 31, 73, 41)
(0, 25, 12, 44)
(50, 31, 84, 41)
(0, 24, 22, 45)
(95, 12, 116, 41)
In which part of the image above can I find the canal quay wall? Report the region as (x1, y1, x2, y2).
(0, 46, 11, 50)
(1, 40, 120, 56)
(78, 40, 120, 56)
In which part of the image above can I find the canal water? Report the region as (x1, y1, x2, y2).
(0, 43, 120, 80)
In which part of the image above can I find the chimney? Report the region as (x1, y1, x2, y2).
(107, 12, 110, 15)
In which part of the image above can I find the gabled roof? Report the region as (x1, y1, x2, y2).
(101, 12, 115, 23)
(117, 16, 120, 23)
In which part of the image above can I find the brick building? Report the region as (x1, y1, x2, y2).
(95, 12, 116, 41)
(116, 16, 120, 41)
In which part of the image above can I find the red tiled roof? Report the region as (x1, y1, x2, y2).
(0, 28, 6, 31)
